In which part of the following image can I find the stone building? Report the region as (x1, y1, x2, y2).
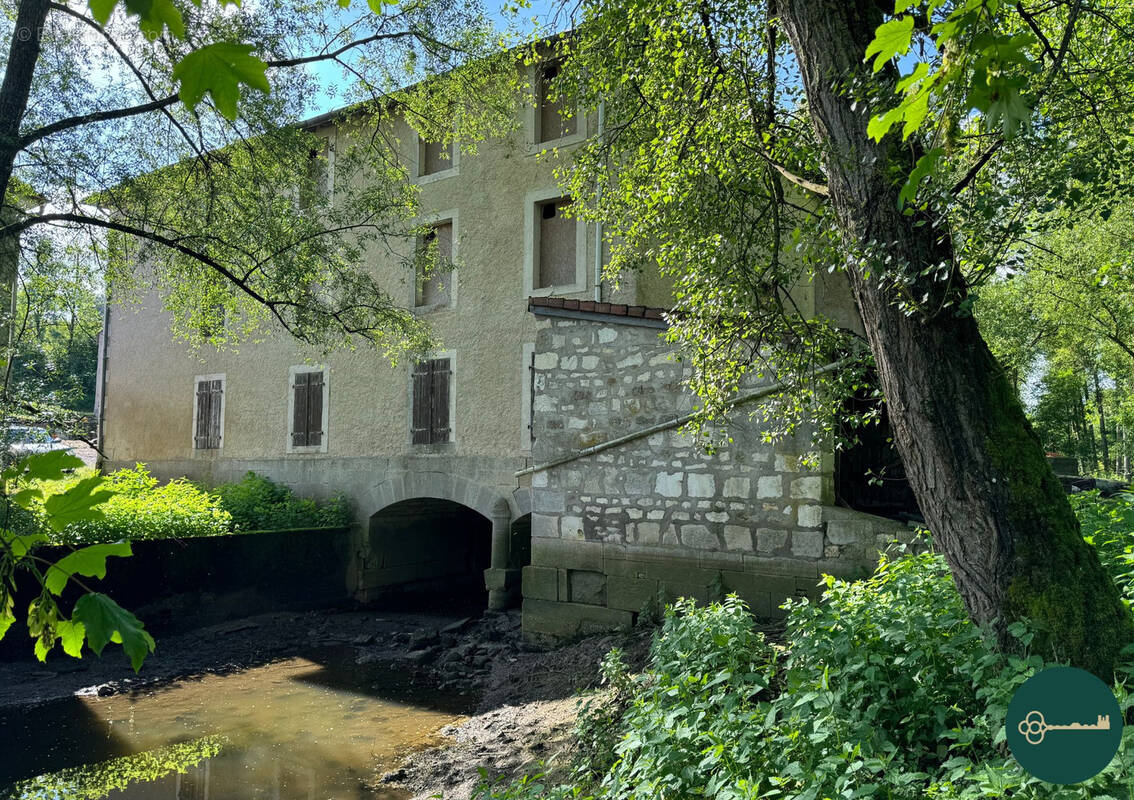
(98, 66, 913, 640)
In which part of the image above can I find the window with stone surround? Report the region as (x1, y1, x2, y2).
(537, 62, 577, 144)
(415, 220, 454, 308)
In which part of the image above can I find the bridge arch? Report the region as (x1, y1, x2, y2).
(357, 471, 525, 608)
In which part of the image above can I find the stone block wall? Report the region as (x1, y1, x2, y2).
(522, 313, 911, 642)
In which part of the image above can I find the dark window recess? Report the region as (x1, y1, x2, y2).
(835, 387, 921, 522)
(538, 62, 576, 142)
(536, 197, 575, 289)
(194, 379, 223, 450)
(412, 358, 451, 444)
(291, 371, 325, 448)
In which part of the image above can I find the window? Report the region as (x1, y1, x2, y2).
(193, 375, 225, 450)
(523, 189, 586, 296)
(412, 358, 451, 445)
(537, 197, 576, 289)
(288, 367, 328, 452)
(420, 138, 455, 176)
(412, 132, 459, 182)
(415, 220, 454, 308)
(537, 62, 577, 144)
(297, 136, 333, 210)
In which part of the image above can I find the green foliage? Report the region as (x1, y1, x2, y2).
(0, 452, 154, 670)
(57, 465, 232, 545)
(3, 735, 226, 800)
(53, 465, 350, 544)
(72, 592, 156, 671)
(172, 43, 270, 121)
(1073, 491, 1134, 606)
(212, 470, 351, 531)
(484, 495, 1134, 799)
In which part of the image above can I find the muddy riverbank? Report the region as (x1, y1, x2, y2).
(0, 605, 654, 799)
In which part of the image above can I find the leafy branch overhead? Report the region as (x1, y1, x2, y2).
(83, 0, 399, 120)
(0, 452, 155, 671)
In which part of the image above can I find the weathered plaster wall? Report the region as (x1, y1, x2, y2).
(521, 314, 909, 641)
(99, 96, 650, 554)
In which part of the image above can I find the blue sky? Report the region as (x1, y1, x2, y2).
(304, 0, 562, 116)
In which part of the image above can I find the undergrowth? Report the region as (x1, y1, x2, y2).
(475, 494, 1134, 800)
(43, 465, 350, 544)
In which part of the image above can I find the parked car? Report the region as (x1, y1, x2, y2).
(2, 425, 74, 458)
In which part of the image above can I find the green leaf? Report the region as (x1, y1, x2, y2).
(42, 475, 113, 532)
(57, 619, 86, 658)
(0, 594, 14, 641)
(866, 104, 905, 142)
(864, 16, 914, 73)
(44, 542, 132, 595)
(73, 592, 155, 671)
(88, 0, 185, 38)
(88, 0, 119, 25)
(173, 43, 270, 121)
(898, 146, 943, 207)
(1, 531, 48, 558)
(20, 450, 84, 482)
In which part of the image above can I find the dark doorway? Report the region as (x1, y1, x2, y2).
(509, 513, 531, 572)
(366, 498, 492, 609)
(835, 387, 922, 522)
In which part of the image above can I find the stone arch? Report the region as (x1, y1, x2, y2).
(363, 471, 513, 522)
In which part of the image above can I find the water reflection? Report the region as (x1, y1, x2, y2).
(1, 651, 471, 799)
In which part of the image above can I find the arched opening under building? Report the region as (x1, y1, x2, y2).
(365, 498, 492, 610)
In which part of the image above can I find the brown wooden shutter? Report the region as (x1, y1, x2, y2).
(292, 372, 309, 447)
(207, 379, 223, 448)
(195, 380, 211, 449)
(306, 371, 324, 447)
(411, 362, 431, 444)
(430, 358, 451, 443)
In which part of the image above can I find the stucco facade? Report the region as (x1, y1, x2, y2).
(100, 78, 910, 638)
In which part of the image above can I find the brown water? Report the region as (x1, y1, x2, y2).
(0, 650, 473, 799)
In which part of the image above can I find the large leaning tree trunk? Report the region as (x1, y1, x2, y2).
(779, 0, 1132, 678)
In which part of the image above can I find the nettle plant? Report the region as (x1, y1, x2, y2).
(0, 451, 153, 670)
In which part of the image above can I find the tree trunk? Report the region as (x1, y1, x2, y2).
(0, 0, 50, 203)
(1095, 371, 1110, 471)
(780, 0, 1132, 678)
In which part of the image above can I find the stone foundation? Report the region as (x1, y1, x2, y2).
(522, 312, 914, 641)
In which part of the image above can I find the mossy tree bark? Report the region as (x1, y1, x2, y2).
(780, 0, 1133, 678)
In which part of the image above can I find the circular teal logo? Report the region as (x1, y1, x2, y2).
(1006, 666, 1122, 784)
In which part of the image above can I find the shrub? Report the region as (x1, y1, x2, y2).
(58, 464, 232, 545)
(1071, 490, 1134, 606)
(211, 471, 350, 531)
(484, 542, 1134, 799)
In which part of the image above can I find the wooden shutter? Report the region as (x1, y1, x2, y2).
(207, 380, 223, 448)
(292, 372, 309, 447)
(306, 372, 324, 447)
(430, 358, 451, 443)
(411, 362, 431, 444)
(194, 380, 211, 449)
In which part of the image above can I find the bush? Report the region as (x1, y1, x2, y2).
(211, 471, 350, 531)
(58, 464, 232, 545)
(483, 544, 1134, 799)
(44, 465, 350, 544)
(1071, 490, 1134, 605)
